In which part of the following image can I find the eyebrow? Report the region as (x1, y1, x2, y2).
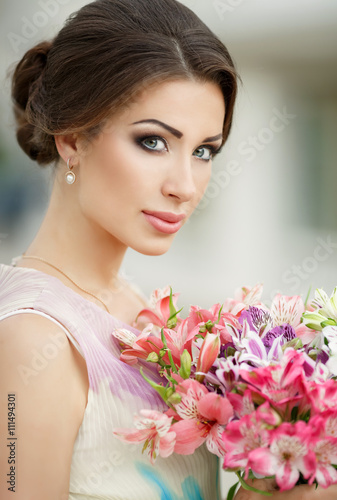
(132, 119, 223, 143)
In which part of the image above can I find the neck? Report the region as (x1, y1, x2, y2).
(24, 171, 128, 292)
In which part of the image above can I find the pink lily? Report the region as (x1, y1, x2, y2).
(113, 409, 176, 465)
(170, 380, 233, 457)
(184, 304, 239, 345)
(135, 286, 181, 329)
(118, 324, 182, 367)
(248, 421, 316, 491)
(222, 283, 264, 316)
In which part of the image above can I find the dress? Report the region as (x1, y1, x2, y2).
(0, 262, 220, 500)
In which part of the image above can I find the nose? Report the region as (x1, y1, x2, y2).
(161, 155, 197, 203)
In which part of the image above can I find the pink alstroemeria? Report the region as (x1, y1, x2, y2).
(170, 379, 233, 457)
(248, 421, 316, 491)
(322, 410, 337, 439)
(196, 333, 221, 377)
(306, 415, 337, 488)
(237, 349, 311, 418)
(304, 379, 337, 414)
(227, 389, 255, 418)
(222, 407, 273, 473)
(113, 409, 176, 465)
(310, 438, 337, 487)
(270, 293, 316, 344)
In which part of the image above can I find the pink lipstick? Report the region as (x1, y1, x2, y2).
(142, 211, 186, 234)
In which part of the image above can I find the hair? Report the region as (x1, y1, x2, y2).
(10, 0, 239, 167)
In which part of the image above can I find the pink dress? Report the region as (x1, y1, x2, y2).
(0, 262, 220, 500)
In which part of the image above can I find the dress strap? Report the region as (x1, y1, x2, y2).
(0, 308, 84, 357)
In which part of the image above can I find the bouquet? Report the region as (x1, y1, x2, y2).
(112, 284, 337, 498)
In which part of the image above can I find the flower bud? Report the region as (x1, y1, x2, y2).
(301, 312, 325, 331)
(165, 387, 174, 400)
(282, 338, 303, 351)
(196, 333, 220, 375)
(159, 349, 167, 359)
(321, 319, 337, 328)
(179, 349, 192, 379)
(146, 352, 160, 363)
(167, 393, 182, 405)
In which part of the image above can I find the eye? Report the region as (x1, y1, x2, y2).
(193, 146, 214, 162)
(138, 136, 167, 152)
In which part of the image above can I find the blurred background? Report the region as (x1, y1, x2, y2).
(1, 0, 337, 495)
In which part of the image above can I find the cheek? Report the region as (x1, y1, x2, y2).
(194, 166, 213, 203)
(80, 139, 143, 208)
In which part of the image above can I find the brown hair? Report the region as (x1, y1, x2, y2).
(10, 0, 239, 166)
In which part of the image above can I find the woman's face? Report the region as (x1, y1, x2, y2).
(75, 79, 226, 256)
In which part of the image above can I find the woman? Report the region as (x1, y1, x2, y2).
(0, 0, 336, 499)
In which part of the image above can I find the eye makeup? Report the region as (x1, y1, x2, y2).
(135, 134, 168, 153)
(133, 130, 223, 162)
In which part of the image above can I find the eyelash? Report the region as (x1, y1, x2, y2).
(135, 134, 221, 162)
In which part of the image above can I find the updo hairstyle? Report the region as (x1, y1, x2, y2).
(10, 0, 239, 166)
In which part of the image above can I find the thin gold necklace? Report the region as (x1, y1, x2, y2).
(20, 254, 111, 314)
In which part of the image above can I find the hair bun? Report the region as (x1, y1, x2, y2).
(12, 41, 52, 114)
(11, 41, 54, 165)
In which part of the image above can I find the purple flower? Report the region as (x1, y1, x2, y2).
(317, 350, 329, 364)
(219, 342, 236, 358)
(263, 323, 296, 349)
(239, 306, 273, 337)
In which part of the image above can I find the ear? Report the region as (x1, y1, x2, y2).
(54, 134, 81, 166)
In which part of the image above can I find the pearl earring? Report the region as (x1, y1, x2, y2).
(65, 158, 76, 185)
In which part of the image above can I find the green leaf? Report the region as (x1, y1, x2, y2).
(291, 405, 299, 421)
(140, 367, 167, 401)
(167, 349, 179, 375)
(167, 307, 184, 329)
(161, 328, 168, 349)
(218, 304, 224, 322)
(235, 472, 272, 497)
(226, 481, 239, 500)
(169, 287, 176, 318)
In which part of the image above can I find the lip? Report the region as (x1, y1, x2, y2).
(142, 211, 186, 234)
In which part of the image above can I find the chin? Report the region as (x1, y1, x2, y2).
(131, 239, 174, 257)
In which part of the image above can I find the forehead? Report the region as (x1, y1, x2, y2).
(116, 78, 226, 128)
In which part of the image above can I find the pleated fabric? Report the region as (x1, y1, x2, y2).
(0, 262, 220, 500)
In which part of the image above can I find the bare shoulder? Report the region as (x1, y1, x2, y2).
(0, 312, 88, 399)
(0, 313, 88, 499)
